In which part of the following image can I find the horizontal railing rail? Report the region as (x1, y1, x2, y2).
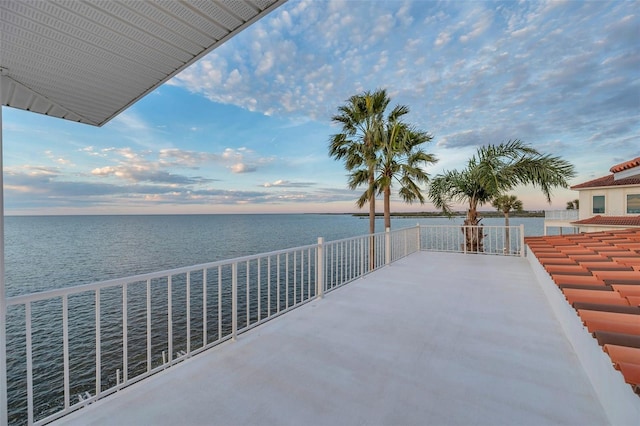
(545, 210, 579, 220)
(4, 224, 520, 425)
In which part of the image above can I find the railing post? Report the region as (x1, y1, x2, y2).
(0, 103, 8, 426)
(416, 224, 421, 252)
(404, 228, 407, 257)
(520, 224, 525, 257)
(167, 276, 173, 363)
(385, 228, 391, 265)
(463, 226, 467, 254)
(316, 237, 324, 299)
(232, 262, 238, 340)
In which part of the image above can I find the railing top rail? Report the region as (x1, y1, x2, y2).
(7, 242, 318, 306)
(322, 225, 416, 245)
(545, 210, 579, 219)
(419, 224, 522, 229)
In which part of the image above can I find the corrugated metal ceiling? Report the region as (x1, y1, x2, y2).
(0, 0, 286, 126)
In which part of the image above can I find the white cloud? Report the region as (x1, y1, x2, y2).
(262, 179, 316, 188)
(256, 51, 275, 76)
(226, 69, 242, 87)
(434, 31, 451, 47)
(396, 1, 414, 27)
(459, 9, 493, 43)
(231, 163, 256, 173)
(372, 14, 395, 39)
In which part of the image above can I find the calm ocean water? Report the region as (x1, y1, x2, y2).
(5, 214, 549, 297)
(4, 213, 551, 424)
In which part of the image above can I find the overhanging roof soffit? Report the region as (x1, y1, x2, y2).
(0, 0, 287, 127)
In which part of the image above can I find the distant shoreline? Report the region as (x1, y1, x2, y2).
(349, 210, 545, 218)
(6, 211, 547, 218)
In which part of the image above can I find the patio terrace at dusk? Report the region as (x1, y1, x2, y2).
(51, 251, 623, 426)
(3, 2, 640, 426)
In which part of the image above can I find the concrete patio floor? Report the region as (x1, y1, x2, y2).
(53, 251, 609, 426)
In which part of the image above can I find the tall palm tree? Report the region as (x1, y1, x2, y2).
(329, 89, 390, 235)
(373, 120, 437, 230)
(428, 140, 575, 252)
(492, 194, 523, 254)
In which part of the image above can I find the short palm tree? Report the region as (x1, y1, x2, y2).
(566, 199, 579, 210)
(329, 89, 390, 235)
(428, 140, 575, 252)
(492, 194, 523, 253)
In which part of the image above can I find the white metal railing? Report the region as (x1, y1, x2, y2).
(4, 224, 521, 425)
(320, 227, 422, 295)
(6, 242, 321, 425)
(545, 210, 579, 221)
(419, 224, 525, 256)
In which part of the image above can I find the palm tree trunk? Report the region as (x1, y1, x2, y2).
(368, 171, 376, 269)
(384, 186, 391, 230)
(463, 204, 483, 252)
(368, 170, 375, 234)
(504, 212, 510, 254)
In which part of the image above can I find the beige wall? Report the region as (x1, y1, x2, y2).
(577, 185, 640, 220)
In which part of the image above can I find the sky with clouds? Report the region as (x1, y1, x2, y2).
(3, 0, 639, 215)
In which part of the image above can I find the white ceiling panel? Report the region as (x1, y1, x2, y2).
(0, 0, 287, 126)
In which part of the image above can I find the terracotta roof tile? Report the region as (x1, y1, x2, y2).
(618, 243, 640, 250)
(570, 174, 640, 189)
(538, 257, 579, 265)
(552, 274, 606, 286)
(593, 270, 640, 281)
(569, 254, 610, 262)
(612, 257, 640, 267)
(579, 262, 634, 271)
(583, 318, 640, 335)
(612, 285, 640, 297)
(616, 362, 640, 392)
(573, 303, 640, 314)
(604, 344, 640, 365)
(571, 215, 640, 227)
(525, 228, 640, 395)
(595, 331, 640, 348)
(544, 264, 590, 275)
(576, 308, 639, 326)
(596, 249, 640, 257)
(560, 284, 611, 291)
(610, 157, 640, 173)
(562, 288, 628, 306)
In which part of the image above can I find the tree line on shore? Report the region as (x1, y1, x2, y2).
(351, 210, 545, 218)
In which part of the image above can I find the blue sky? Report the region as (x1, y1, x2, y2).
(3, 0, 639, 215)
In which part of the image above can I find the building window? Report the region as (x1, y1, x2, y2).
(627, 194, 640, 214)
(593, 195, 605, 214)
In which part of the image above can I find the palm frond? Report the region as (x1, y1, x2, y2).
(431, 140, 575, 220)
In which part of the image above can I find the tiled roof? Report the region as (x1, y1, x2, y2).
(571, 215, 640, 227)
(611, 157, 640, 173)
(571, 174, 640, 189)
(525, 229, 640, 396)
